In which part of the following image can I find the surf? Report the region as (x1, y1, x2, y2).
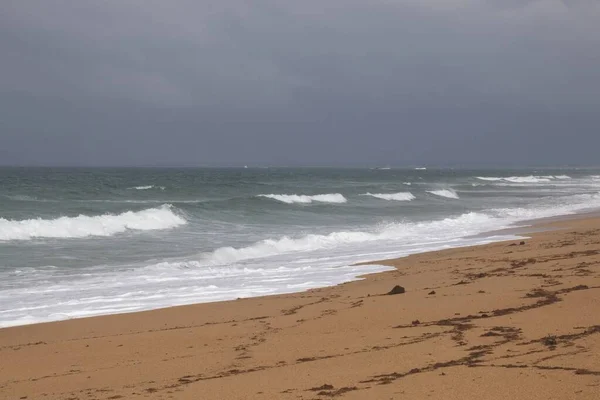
(128, 185, 165, 190)
(257, 193, 347, 204)
(362, 192, 415, 201)
(427, 189, 459, 199)
(476, 175, 571, 184)
(0, 204, 186, 241)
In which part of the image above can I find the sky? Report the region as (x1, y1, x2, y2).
(1, 0, 599, 167)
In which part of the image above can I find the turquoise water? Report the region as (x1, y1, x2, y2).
(1, 167, 600, 327)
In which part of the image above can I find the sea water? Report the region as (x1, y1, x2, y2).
(1, 167, 599, 327)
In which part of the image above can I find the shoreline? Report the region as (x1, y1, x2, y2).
(1, 213, 599, 399)
(0, 238, 516, 330)
(3, 208, 596, 330)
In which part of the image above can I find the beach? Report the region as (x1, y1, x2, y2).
(1, 215, 599, 399)
(3, 0, 598, 397)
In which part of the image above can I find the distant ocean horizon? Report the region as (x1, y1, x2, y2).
(2, 166, 600, 327)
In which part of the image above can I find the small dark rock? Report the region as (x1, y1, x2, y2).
(412, 320, 421, 325)
(387, 285, 406, 295)
(519, 241, 526, 245)
(428, 290, 436, 295)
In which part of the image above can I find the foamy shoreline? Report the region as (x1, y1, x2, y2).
(1, 212, 599, 399)
(3, 207, 599, 328)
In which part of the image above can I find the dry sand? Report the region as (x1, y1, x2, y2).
(1, 217, 599, 400)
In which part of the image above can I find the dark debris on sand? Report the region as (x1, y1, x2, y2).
(387, 285, 406, 295)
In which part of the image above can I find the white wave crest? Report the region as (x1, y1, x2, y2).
(475, 177, 503, 181)
(0, 205, 186, 241)
(477, 175, 571, 184)
(362, 192, 415, 201)
(199, 212, 494, 266)
(258, 193, 347, 204)
(492, 192, 600, 220)
(427, 189, 459, 199)
(129, 185, 165, 190)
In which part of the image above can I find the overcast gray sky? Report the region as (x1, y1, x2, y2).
(1, 0, 599, 166)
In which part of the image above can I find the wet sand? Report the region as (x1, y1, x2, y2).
(1, 216, 599, 399)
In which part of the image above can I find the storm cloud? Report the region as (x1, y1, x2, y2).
(1, 0, 599, 166)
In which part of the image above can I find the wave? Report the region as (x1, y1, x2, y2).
(362, 192, 415, 201)
(476, 175, 571, 184)
(427, 189, 459, 199)
(257, 193, 347, 204)
(129, 185, 165, 190)
(194, 212, 496, 266)
(185, 190, 600, 268)
(2, 194, 50, 202)
(0, 205, 186, 241)
(492, 192, 600, 220)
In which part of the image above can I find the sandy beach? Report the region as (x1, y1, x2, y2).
(1, 216, 599, 400)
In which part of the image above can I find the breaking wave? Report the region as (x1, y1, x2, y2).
(196, 212, 496, 266)
(492, 192, 600, 220)
(362, 192, 415, 201)
(477, 175, 571, 184)
(0, 205, 186, 241)
(258, 193, 347, 204)
(129, 185, 165, 190)
(427, 189, 459, 199)
(184, 190, 600, 268)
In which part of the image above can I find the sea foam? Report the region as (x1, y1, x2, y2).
(477, 175, 571, 184)
(0, 204, 186, 241)
(492, 192, 600, 220)
(129, 185, 165, 190)
(427, 189, 459, 199)
(202, 190, 600, 267)
(362, 192, 415, 201)
(258, 193, 347, 204)
(197, 212, 494, 266)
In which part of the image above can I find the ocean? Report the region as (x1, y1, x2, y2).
(1, 167, 600, 328)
